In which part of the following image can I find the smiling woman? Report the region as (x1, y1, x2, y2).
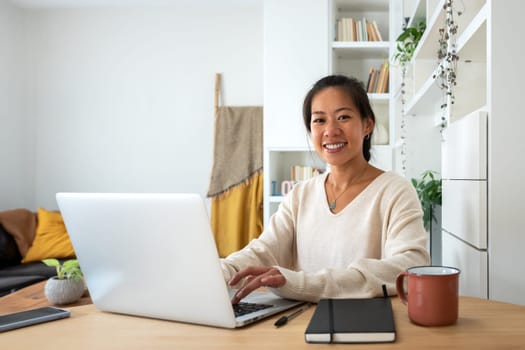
(221, 74, 430, 304)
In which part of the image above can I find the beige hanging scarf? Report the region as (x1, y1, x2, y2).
(207, 73, 263, 257)
(207, 73, 263, 197)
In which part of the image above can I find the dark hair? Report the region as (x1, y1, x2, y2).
(302, 75, 375, 161)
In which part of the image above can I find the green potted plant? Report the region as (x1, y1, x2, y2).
(42, 258, 85, 305)
(411, 170, 442, 232)
(393, 21, 426, 66)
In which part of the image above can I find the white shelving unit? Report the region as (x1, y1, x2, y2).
(403, 0, 525, 306)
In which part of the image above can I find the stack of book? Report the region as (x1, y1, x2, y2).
(290, 166, 323, 182)
(336, 18, 383, 42)
(366, 63, 389, 94)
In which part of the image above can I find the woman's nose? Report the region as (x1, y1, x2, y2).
(323, 120, 342, 137)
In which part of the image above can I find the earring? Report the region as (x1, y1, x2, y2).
(365, 134, 370, 140)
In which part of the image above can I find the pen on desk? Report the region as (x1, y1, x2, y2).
(274, 303, 311, 327)
(382, 284, 388, 298)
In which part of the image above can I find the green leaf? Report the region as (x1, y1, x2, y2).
(42, 258, 83, 280)
(42, 258, 60, 267)
(63, 259, 79, 269)
(396, 31, 410, 41)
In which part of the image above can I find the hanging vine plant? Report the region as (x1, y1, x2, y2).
(392, 21, 426, 174)
(433, 0, 463, 132)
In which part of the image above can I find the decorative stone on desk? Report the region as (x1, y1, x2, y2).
(44, 277, 85, 305)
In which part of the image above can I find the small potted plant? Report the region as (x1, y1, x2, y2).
(42, 258, 84, 305)
(392, 21, 426, 67)
(411, 170, 442, 232)
(412, 170, 442, 265)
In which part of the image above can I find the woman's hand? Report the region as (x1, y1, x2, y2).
(229, 266, 286, 304)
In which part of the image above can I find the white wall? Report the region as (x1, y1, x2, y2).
(0, 0, 35, 210)
(1, 0, 263, 210)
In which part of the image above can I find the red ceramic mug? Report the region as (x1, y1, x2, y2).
(396, 266, 460, 326)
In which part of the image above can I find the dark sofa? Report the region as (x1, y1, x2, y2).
(0, 215, 56, 297)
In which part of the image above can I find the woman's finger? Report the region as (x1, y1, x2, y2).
(229, 266, 272, 286)
(231, 268, 285, 304)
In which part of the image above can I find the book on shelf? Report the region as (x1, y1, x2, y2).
(350, 18, 356, 41)
(366, 67, 377, 93)
(366, 63, 389, 94)
(336, 17, 382, 42)
(377, 62, 389, 94)
(356, 19, 362, 41)
(305, 297, 396, 344)
(372, 20, 383, 41)
(361, 18, 368, 41)
(366, 22, 377, 42)
(365, 66, 374, 92)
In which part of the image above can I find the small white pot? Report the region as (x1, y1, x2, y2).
(44, 277, 85, 305)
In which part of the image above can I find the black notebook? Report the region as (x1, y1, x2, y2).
(304, 297, 396, 344)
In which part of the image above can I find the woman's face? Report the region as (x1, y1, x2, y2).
(310, 87, 373, 167)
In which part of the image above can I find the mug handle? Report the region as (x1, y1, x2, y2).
(396, 271, 409, 305)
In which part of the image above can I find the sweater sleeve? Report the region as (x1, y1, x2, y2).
(220, 190, 297, 284)
(270, 177, 430, 303)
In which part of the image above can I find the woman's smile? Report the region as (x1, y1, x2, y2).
(323, 142, 347, 152)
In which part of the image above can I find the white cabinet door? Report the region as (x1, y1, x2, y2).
(442, 231, 488, 298)
(442, 179, 487, 249)
(442, 110, 487, 180)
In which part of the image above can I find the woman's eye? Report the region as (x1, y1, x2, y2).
(338, 114, 351, 120)
(311, 118, 324, 124)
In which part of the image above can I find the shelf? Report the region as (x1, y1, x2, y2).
(269, 196, 285, 203)
(456, 3, 487, 60)
(405, 65, 441, 117)
(369, 93, 389, 101)
(413, 0, 487, 62)
(411, 0, 445, 61)
(401, 0, 444, 109)
(451, 5, 487, 122)
(406, 0, 487, 119)
(333, 41, 390, 48)
(332, 41, 390, 59)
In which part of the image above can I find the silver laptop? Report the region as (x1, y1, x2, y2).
(56, 192, 303, 328)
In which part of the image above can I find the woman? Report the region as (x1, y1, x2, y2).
(222, 75, 429, 304)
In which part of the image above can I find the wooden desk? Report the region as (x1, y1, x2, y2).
(0, 280, 92, 314)
(2, 296, 525, 349)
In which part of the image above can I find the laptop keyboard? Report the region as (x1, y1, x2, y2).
(233, 302, 273, 317)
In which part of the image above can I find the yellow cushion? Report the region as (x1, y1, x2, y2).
(21, 208, 75, 263)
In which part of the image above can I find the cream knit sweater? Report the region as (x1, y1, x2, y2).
(221, 171, 430, 303)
